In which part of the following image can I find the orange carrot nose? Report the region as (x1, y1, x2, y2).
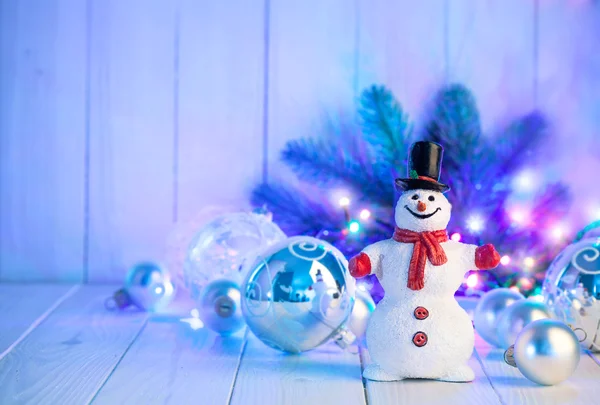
(417, 201, 427, 212)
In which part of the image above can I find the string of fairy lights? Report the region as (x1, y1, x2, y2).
(330, 169, 600, 298)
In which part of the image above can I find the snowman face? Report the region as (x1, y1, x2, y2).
(395, 189, 452, 231)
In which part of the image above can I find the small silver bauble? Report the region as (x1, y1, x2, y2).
(496, 300, 553, 349)
(543, 225, 600, 352)
(474, 288, 525, 347)
(241, 236, 356, 353)
(107, 262, 175, 312)
(504, 319, 580, 386)
(198, 279, 245, 336)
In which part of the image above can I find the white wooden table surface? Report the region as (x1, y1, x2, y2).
(1, 284, 600, 405)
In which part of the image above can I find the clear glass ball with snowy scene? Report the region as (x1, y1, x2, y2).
(183, 209, 286, 300)
(543, 222, 600, 351)
(241, 236, 356, 353)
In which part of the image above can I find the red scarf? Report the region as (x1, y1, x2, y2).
(393, 227, 449, 291)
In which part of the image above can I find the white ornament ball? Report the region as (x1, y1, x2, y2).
(511, 319, 581, 386)
(474, 288, 524, 347)
(496, 300, 553, 349)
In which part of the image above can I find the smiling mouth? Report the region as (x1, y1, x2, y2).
(404, 205, 441, 219)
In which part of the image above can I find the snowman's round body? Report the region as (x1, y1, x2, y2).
(354, 188, 492, 382)
(364, 238, 477, 381)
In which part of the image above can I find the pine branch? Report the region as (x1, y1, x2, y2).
(251, 183, 342, 236)
(530, 182, 572, 226)
(494, 111, 547, 177)
(423, 84, 482, 173)
(281, 137, 395, 206)
(358, 85, 412, 174)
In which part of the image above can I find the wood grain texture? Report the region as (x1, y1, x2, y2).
(475, 334, 600, 405)
(87, 0, 176, 282)
(0, 0, 86, 282)
(536, 0, 600, 225)
(357, 0, 446, 127)
(230, 334, 366, 405)
(0, 284, 75, 358)
(447, 0, 536, 132)
(92, 319, 246, 404)
(176, 0, 265, 223)
(361, 346, 502, 405)
(266, 0, 357, 184)
(0, 285, 147, 405)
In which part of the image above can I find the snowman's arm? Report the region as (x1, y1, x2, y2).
(460, 243, 501, 271)
(349, 242, 385, 279)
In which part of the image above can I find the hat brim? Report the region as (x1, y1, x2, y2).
(395, 178, 450, 193)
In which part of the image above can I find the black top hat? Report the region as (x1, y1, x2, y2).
(395, 141, 450, 193)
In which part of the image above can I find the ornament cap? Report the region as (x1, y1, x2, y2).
(105, 288, 132, 311)
(504, 345, 517, 368)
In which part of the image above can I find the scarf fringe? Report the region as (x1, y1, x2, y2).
(394, 227, 449, 291)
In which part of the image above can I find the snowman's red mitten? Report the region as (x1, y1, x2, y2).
(349, 252, 371, 278)
(475, 244, 501, 270)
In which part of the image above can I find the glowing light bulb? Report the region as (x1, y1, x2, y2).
(551, 225, 565, 240)
(519, 277, 533, 290)
(500, 255, 511, 266)
(349, 221, 360, 233)
(451, 232, 462, 242)
(466, 273, 479, 288)
(339, 197, 351, 207)
(510, 210, 527, 224)
(181, 309, 204, 330)
(513, 170, 535, 192)
(466, 215, 484, 233)
(359, 209, 371, 220)
(524, 257, 535, 268)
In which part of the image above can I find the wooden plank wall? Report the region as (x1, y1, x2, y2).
(1, 0, 599, 282)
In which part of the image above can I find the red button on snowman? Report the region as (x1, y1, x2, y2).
(350, 141, 500, 382)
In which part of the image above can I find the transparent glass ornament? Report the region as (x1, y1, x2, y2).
(183, 211, 286, 300)
(543, 223, 600, 352)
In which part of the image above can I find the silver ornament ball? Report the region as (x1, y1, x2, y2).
(124, 262, 175, 312)
(198, 279, 245, 336)
(512, 319, 581, 386)
(241, 236, 355, 353)
(474, 288, 524, 347)
(543, 229, 600, 352)
(496, 300, 553, 349)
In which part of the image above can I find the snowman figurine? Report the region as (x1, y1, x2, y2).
(350, 141, 500, 382)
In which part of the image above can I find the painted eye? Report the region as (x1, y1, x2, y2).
(428, 195, 435, 202)
(411, 194, 419, 200)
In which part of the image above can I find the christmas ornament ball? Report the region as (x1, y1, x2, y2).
(347, 287, 376, 342)
(474, 288, 524, 347)
(124, 262, 175, 312)
(183, 211, 286, 299)
(198, 279, 245, 335)
(543, 225, 600, 351)
(510, 319, 580, 386)
(496, 300, 553, 349)
(241, 236, 355, 353)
